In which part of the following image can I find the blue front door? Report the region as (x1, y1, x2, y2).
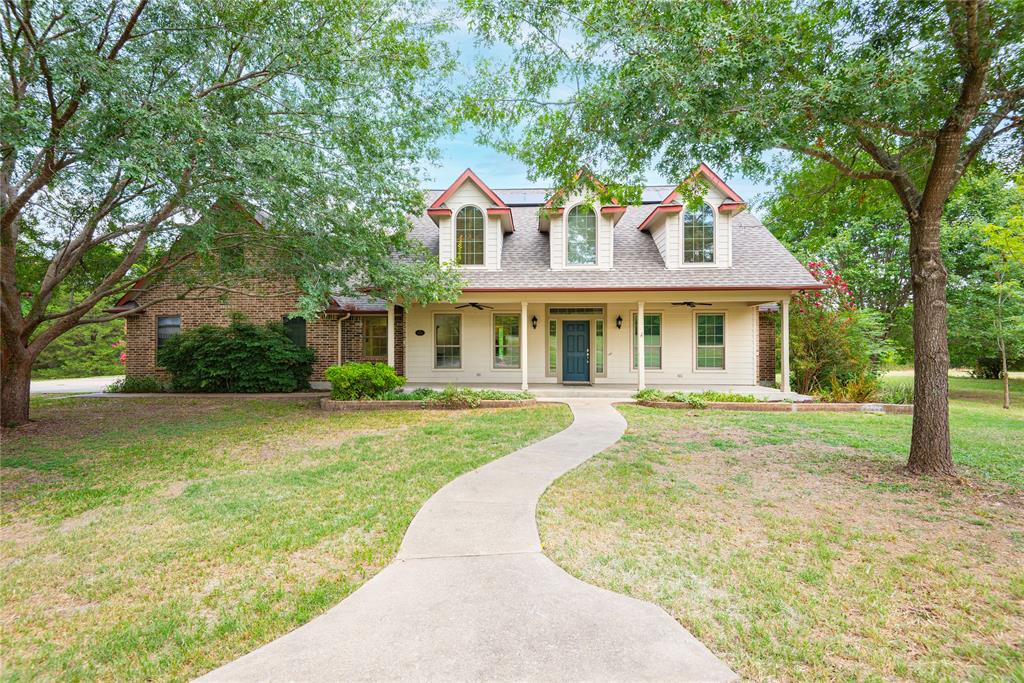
(562, 320, 590, 382)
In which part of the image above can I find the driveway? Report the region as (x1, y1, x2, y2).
(30, 375, 121, 394)
(198, 399, 736, 681)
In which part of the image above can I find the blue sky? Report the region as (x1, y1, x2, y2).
(421, 24, 773, 203)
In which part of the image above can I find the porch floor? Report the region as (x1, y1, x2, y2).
(402, 382, 813, 402)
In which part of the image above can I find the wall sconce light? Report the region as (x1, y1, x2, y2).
(531, 315, 538, 329)
(615, 315, 623, 329)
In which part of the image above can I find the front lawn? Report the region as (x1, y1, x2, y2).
(1, 397, 571, 681)
(539, 377, 1023, 681)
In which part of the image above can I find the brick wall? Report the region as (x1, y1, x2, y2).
(337, 310, 405, 377)
(757, 310, 776, 387)
(124, 279, 405, 382)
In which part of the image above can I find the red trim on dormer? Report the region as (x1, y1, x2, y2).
(427, 208, 452, 217)
(600, 206, 626, 215)
(718, 200, 746, 212)
(637, 204, 682, 232)
(430, 168, 509, 210)
(662, 163, 744, 206)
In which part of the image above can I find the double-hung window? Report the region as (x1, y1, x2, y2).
(493, 314, 521, 369)
(282, 316, 307, 347)
(696, 313, 725, 369)
(683, 204, 715, 263)
(566, 205, 597, 265)
(632, 313, 662, 369)
(434, 314, 461, 368)
(156, 316, 181, 349)
(363, 317, 387, 358)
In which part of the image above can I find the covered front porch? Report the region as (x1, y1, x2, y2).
(401, 382, 812, 402)
(390, 290, 797, 394)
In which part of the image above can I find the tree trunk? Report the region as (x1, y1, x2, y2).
(1, 348, 33, 427)
(999, 338, 1010, 410)
(906, 219, 956, 477)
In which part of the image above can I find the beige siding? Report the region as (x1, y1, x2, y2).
(551, 194, 614, 271)
(437, 181, 502, 270)
(404, 298, 759, 386)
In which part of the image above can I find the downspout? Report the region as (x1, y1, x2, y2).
(336, 312, 351, 364)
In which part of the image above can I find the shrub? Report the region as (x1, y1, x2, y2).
(375, 386, 533, 405)
(633, 388, 668, 402)
(158, 319, 315, 393)
(880, 383, 914, 405)
(818, 372, 881, 403)
(105, 376, 167, 393)
(790, 263, 891, 394)
(324, 362, 405, 400)
(679, 390, 756, 403)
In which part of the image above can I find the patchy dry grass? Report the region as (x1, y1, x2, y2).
(1, 396, 571, 681)
(540, 383, 1024, 682)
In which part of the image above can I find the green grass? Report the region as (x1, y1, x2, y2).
(1, 396, 571, 681)
(539, 376, 1024, 682)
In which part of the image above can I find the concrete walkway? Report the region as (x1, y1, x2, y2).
(198, 399, 736, 682)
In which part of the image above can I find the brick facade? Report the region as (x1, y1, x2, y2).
(757, 310, 776, 386)
(124, 279, 405, 382)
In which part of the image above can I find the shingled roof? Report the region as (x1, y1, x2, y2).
(408, 187, 820, 291)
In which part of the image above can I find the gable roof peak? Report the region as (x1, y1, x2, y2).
(429, 168, 509, 210)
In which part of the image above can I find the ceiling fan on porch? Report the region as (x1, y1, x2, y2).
(672, 301, 712, 308)
(454, 302, 494, 310)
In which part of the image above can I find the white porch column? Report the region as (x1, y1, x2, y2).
(637, 301, 646, 391)
(386, 302, 396, 368)
(520, 301, 529, 391)
(781, 297, 790, 393)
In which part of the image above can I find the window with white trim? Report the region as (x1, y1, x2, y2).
(683, 203, 715, 263)
(566, 205, 597, 265)
(696, 313, 725, 369)
(493, 314, 521, 369)
(434, 314, 461, 368)
(632, 313, 662, 369)
(455, 206, 485, 265)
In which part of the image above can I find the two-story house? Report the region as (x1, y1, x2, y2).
(117, 165, 821, 393)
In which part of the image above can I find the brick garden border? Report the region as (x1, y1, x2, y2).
(638, 400, 913, 414)
(321, 398, 538, 411)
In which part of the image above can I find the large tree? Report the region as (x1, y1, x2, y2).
(461, 0, 1023, 476)
(1, 0, 460, 426)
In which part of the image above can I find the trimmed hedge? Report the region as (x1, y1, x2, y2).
(157, 319, 315, 392)
(324, 362, 405, 400)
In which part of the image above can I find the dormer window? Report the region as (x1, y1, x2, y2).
(683, 203, 715, 263)
(455, 206, 485, 266)
(566, 205, 597, 265)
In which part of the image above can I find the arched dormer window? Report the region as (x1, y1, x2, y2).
(683, 203, 715, 263)
(455, 206, 485, 265)
(566, 204, 597, 265)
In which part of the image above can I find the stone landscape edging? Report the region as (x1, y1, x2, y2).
(320, 397, 537, 411)
(638, 400, 913, 414)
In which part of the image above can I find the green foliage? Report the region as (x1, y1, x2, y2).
(818, 372, 882, 403)
(105, 377, 168, 394)
(633, 389, 756, 407)
(880, 383, 914, 405)
(158, 320, 315, 393)
(633, 388, 668, 402)
(32, 320, 125, 379)
(3, 0, 462, 422)
(790, 267, 890, 395)
(676, 391, 757, 404)
(324, 363, 406, 400)
(376, 386, 534, 405)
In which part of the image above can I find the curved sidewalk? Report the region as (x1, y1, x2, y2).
(198, 399, 736, 682)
